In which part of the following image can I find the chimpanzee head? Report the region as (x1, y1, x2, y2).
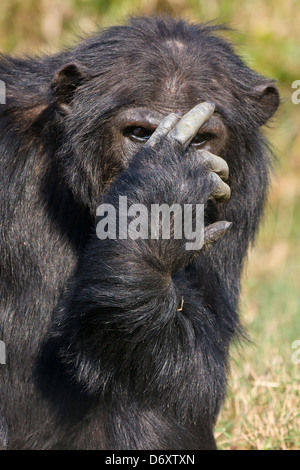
(50, 17, 279, 209)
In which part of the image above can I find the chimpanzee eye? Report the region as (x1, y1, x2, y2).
(126, 126, 154, 142)
(191, 132, 214, 147)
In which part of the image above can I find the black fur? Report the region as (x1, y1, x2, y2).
(0, 17, 279, 449)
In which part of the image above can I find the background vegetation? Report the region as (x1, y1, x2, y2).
(0, 0, 299, 450)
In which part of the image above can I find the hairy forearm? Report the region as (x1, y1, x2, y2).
(52, 126, 233, 402)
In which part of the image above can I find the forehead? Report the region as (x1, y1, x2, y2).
(83, 28, 235, 121)
(114, 38, 225, 114)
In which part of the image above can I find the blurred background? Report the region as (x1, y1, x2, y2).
(0, 0, 299, 450)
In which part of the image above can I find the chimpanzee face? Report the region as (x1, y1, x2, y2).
(109, 105, 229, 165)
(51, 30, 279, 206)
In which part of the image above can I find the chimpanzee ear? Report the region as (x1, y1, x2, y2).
(251, 82, 280, 126)
(51, 62, 89, 113)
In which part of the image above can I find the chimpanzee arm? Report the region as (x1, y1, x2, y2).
(52, 105, 232, 398)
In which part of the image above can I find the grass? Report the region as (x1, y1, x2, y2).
(216, 356, 300, 449)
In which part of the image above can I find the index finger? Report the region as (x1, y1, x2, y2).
(168, 102, 215, 148)
(145, 112, 182, 148)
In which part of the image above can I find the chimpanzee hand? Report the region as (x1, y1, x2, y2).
(100, 102, 232, 273)
(145, 102, 232, 246)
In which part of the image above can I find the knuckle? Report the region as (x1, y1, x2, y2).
(208, 172, 231, 200)
(197, 150, 229, 180)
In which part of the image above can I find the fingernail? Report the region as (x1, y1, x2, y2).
(224, 221, 233, 231)
(174, 110, 182, 116)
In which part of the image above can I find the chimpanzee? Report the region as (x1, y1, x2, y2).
(0, 16, 279, 449)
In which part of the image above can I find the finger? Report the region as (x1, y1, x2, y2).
(168, 102, 215, 148)
(209, 172, 231, 201)
(197, 150, 229, 181)
(145, 112, 182, 148)
(204, 221, 232, 245)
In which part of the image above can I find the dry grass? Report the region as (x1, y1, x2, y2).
(216, 352, 300, 450)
